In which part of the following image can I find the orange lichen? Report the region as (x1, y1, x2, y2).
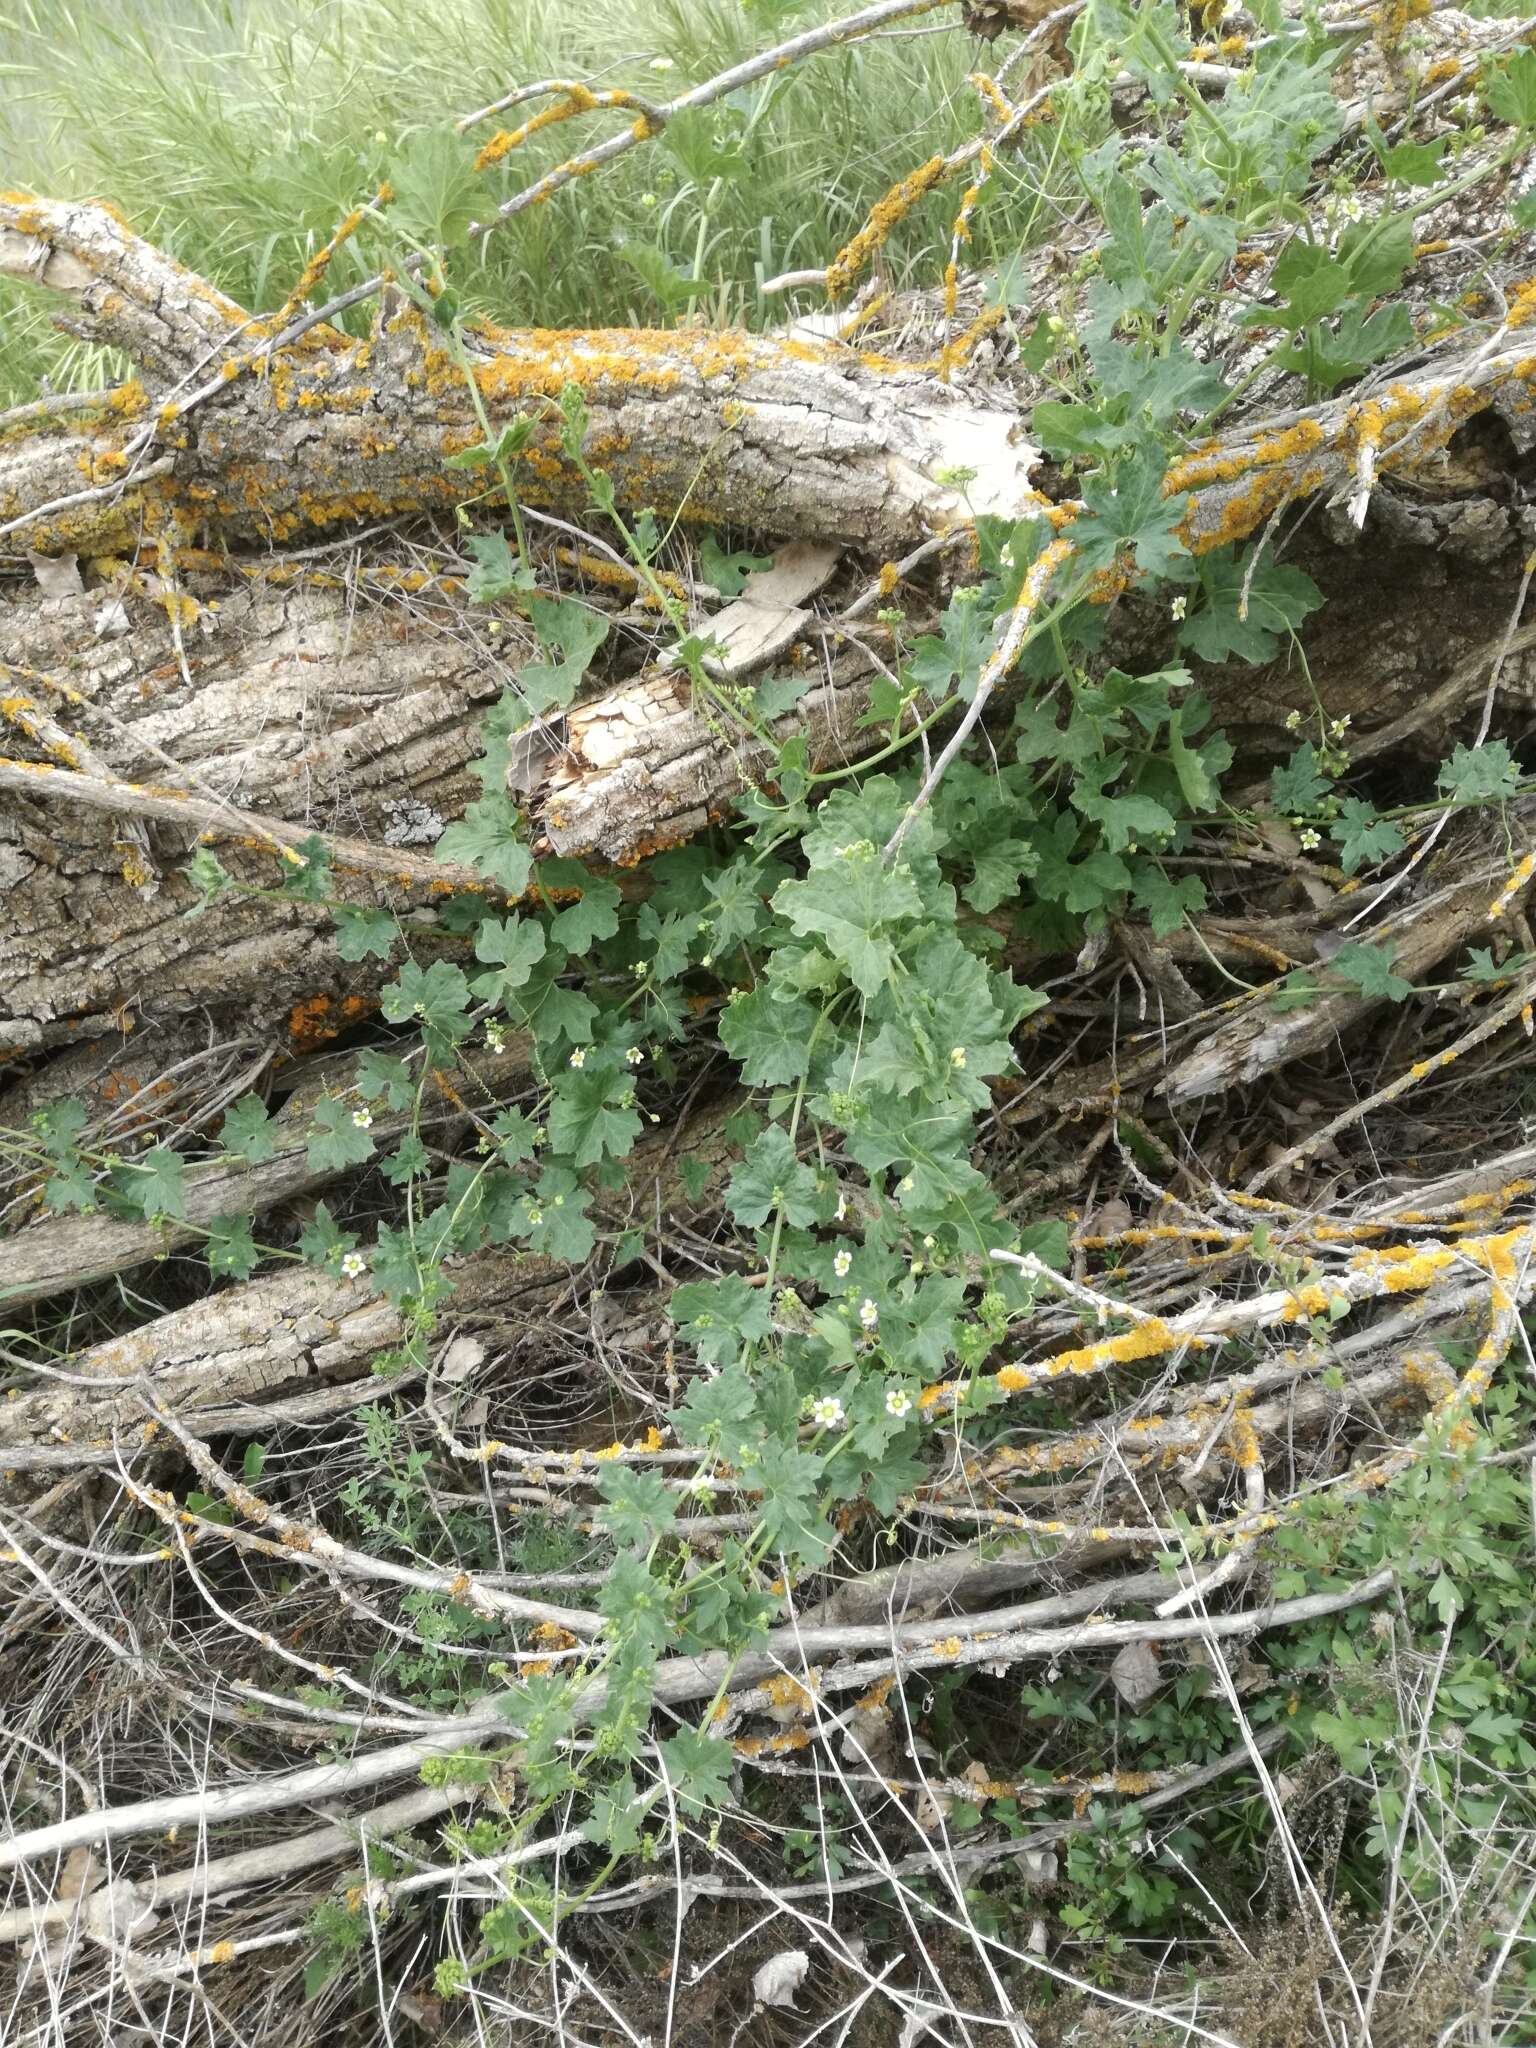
(287, 992, 372, 1050)
(1165, 417, 1325, 496)
(271, 193, 381, 329)
(107, 377, 148, 418)
(1374, 0, 1430, 48)
(763, 1671, 819, 1714)
(474, 85, 624, 172)
(1488, 849, 1535, 918)
(935, 302, 1004, 382)
(1281, 1280, 1334, 1321)
(1402, 1348, 1457, 1402)
(1228, 1406, 1263, 1471)
(826, 154, 950, 301)
(969, 72, 1016, 125)
(995, 1315, 1181, 1393)
(1348, 1223, 1529, 1300)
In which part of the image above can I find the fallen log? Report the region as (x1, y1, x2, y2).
(3, 181, 1534, 1048)
(0, 1097, 736, 1473)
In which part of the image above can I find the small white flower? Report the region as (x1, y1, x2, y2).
(639, 192, 658, 209)
(485, 1019, 506, 1052)
(525, 1206, 543, 1228)
(341, 1250, 367, 1278)
(1170, 594, 1187, 621)
(897, 1174, 914, 1194)
(833, 1247, 853, 1278)
(1299, 828, 1322, 850)
(633, 960, 649, 977)
(811, 1395, 845, 1430)
(351, 1106, 373, 1130)
(923, 1235, 936, 1251)
(859, 1298, 879, 1331)
(649, 54, 675, 70)
(700, 953, 713, 967)
(1330, 715, 1351, 738)
(626, 1045, 644, 1066)
(885, 1387, 912, 1418)
(1284, 709, 1303, 732)
(950, 1047, 967, 1069)
(568, 1048, 587, 1069)
(999, 543, 1015, 568)
(834, 1192, 847, 1222)
(691, 1474, 717, 1498)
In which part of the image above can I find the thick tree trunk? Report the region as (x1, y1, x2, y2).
(1, 576, 511, 1050)
(0, 198, 1037, 563)
(3, 195, 1534, 1059)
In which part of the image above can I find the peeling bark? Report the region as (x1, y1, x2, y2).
(1, 577, 515, 1049)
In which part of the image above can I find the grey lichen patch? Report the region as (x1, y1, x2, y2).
(383, 796, 447, 846)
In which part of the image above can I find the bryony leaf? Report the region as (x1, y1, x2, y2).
(219, 1094, 280, 1164)
(727, 1123, 819, 1229)
(470, 916, 547, 1006)
(436, 795, 533, 895)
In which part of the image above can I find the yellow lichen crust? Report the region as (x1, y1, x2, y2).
(1489, 849, 1536, 919)
(826, 155, 950, 301)
(474, 85, 627, 173)
(268, 188, 387, 330)
(969, 72, 1016, 126)
(1373, 0, 1431, 49)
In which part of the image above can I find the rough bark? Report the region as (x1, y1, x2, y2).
(4, 478, 1533, 1051)
(0, 574, 516, 1050)
(1162, 811, 1535, 1101)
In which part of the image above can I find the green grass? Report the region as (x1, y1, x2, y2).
(0, 0, 1057, 406)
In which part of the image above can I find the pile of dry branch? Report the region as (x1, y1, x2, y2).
(3, 0, 1536, 2040)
